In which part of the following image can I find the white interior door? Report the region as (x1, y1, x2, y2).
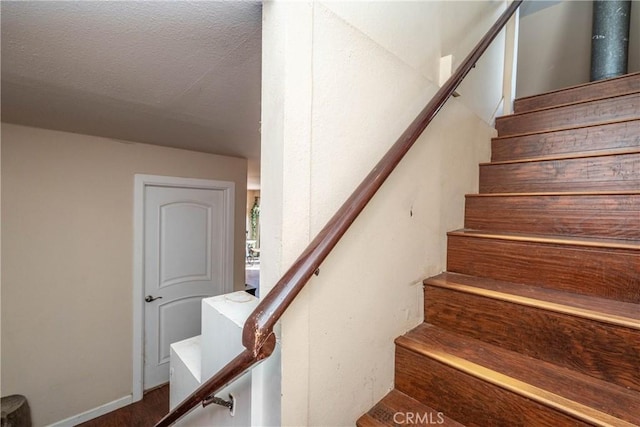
(143, 184, 231, 389)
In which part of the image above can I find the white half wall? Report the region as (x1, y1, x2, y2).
(261, 1, 507, 425)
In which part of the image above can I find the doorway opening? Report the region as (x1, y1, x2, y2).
(245, 190, 260, 296)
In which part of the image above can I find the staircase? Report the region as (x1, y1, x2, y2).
(358, 73, 640, 426)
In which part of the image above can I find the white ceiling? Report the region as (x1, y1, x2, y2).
(1, 0, 262, 189)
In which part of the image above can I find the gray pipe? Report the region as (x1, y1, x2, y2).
(590, 0, 632, 81)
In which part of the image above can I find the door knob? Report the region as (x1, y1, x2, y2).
(145, 295, 163, 303)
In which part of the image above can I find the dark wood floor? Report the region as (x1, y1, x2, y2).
(77, 385, 169, 427)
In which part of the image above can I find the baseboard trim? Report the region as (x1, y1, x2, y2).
(47, 395, 133, 427)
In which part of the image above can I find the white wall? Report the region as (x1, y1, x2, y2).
(0, 123, 247, 426)
(261, 1, 508, 425)
(517, 0, 640, 97)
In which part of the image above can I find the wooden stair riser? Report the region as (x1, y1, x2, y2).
(496, 92, 640, 137)
(395, 346, 591, 427)
(446, 234, 640, 303)
(464, 194, 640, 239)
(514, 73, 640, 113)
(491, 119, 640, 162)
(424, 285, 640, 391)
(479, 152, 640, 193)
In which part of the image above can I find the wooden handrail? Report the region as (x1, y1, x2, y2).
(155, 1, 522, 425)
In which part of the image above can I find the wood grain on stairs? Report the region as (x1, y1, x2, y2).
(479, 151, 640, 193)
(446, 230, 640, 303)
(361, 73, 640, 426)
(464, 192, 640, 239)
(426, 272, 640, 326)
(514, 72, 640, 113)
(496, 92, 640, 137)
(395, 324, 640, 426)
(356, 389, 464, 427)
(491, 119, 640, 162)
(424, 272, 640, 391)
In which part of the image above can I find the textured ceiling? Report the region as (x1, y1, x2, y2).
(1, 0, 262, 188)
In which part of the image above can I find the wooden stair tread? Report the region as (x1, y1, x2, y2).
(491, 117, 640, 141)
(515, 72, 640, 102)
(492, 146, 640, 164)
(357, 389, 464, 427)
(513, 88, 640, 116)
(514, 73, 640, 113)
(398, 324, 640, 426)
(490, 119, 640, 163)
(495, 92, 640, 137)
(464, 192, 640, 240)
(424, 274, 640, 391)
(479, 151, 640, 194)
(447, 230, 640, 303)
(425, 272, 640, 328)
(480, 146, 640, 166)
(447, 229, 640, 250)
(467, 190, 640, 197)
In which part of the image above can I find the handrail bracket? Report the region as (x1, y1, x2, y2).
(202, 394, 234, 411)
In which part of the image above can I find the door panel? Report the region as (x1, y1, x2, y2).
(160, 202, 212, 287)
(144, 185, 229, 389)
